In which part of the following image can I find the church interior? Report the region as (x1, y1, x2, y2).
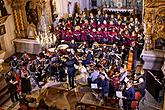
(0, 0, 165, 110)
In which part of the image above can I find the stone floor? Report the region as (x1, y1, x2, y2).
(139, 90, 163, 110)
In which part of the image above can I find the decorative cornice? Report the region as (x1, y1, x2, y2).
(11, 0, 26, 8)
(0, 14, 11, 24)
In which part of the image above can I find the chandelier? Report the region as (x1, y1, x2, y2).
(36, 1, 56, 48)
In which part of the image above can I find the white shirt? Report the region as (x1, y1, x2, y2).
(89, 70, 99, 82)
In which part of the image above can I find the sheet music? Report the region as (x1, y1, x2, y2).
(116, 91, 123, 98)
(124, 77, 129, 83)
(91, 83, 98, 89)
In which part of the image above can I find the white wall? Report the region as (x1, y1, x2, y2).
(56, 0, 68, 17)
(55, 0, 90, 16)
(79, 0, 90, 11)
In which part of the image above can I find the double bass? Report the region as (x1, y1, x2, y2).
(127, 47, 134, 71)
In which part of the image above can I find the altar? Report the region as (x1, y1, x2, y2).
(103, 8, 134, 13)
(13, 39, 42, 54)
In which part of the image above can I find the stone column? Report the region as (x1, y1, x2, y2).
(37, 0, 43, 24)
(11, 0, 27, 38)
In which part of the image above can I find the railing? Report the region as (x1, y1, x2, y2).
(75, 102, 118, 110)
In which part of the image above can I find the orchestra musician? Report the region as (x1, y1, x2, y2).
(5, 71, 19, 103)
(10, 56, 19, 73)
(69, 40, 78, 51)
(6, 11, 146, 110)
(20, 66, 32, 94)
(66, 55, 76, 89)
(129, 41, 138, 71)
(123, 81, 136, 110)
(120, 45, 128, 64)
(99, 73, 109, 106)
(109, 44, 119, 65)
(96, 10, 104, 22)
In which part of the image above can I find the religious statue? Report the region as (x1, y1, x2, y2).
(25, 1, 38, 27)
(73, 2, 80, 15)
(154, 14, 165, 39)
(27, 22, 37, 39)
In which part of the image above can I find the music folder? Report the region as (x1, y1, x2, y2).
(91, 83, 98, 89)
(116, 91, 123, 98)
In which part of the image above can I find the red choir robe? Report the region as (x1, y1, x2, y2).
(97, 23, 102, 29)
(90, 31, 97, 41)
(122, 37, 128, 46)
(116, 24, 123, 31)
(82, 23, 89, 29)
(101, 23, 108, 29)
(61, 29, 67, 40)
(90, 22, 97, 28)
(102, 30, 109, 43)
(79, 22, 83, 28)
(124, 33, 131, 46)
(73, 30, 81, 41)
(54, 29, 61, 40)
(66, 21, 73, 28)
(96, 30, 103, 43)
(64, 30, 73, 41)
(111, 30, 117, 43)
(130, 34, 138, 41)
(108, 23, 115, 30)
(81, 31, 87, 41)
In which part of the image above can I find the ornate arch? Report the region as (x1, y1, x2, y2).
(144, 0, 165, 50)
(153, 5, 165, 49)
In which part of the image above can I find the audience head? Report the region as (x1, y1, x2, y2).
(105, 13, 108, 17)
(110, 20, 114, 24)
(103, 43, 106, 48)
(123, 17, 127, 21)
(117, 14, 121, 19)
(112, 43, 117, 48)
(121, 45, 125, 49)
(13, 56, 17, 60)
(90, 13, 93, 17)
(92, 28, 96, 32)
(98, 10, 101, 15)
(110, 14, 114, 19)
(131, 41, 136, 47)
(68, 14, 72, 18)
(126, 81, 132, 89)
(98, 27, 101, 31)
(75, 13, 79, 17)
(103, 20, 107, 24)
(135, 18, 138, 22)
(100, 73, 106, 80)
(91, 19, 94, 23)
(71, 39, 75, 44)
(118, 20, 122, 25)
(97, 21, 101, 25)
(130, 17, 134, 22)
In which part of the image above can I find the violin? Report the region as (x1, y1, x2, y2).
(108, 64, 117, 78)
(101, 58, 107, 66)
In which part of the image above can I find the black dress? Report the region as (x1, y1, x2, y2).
(21, 71, 31, 94)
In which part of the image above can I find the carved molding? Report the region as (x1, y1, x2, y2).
(144, 0, 165, 50)
(0, 14, 11, 24)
